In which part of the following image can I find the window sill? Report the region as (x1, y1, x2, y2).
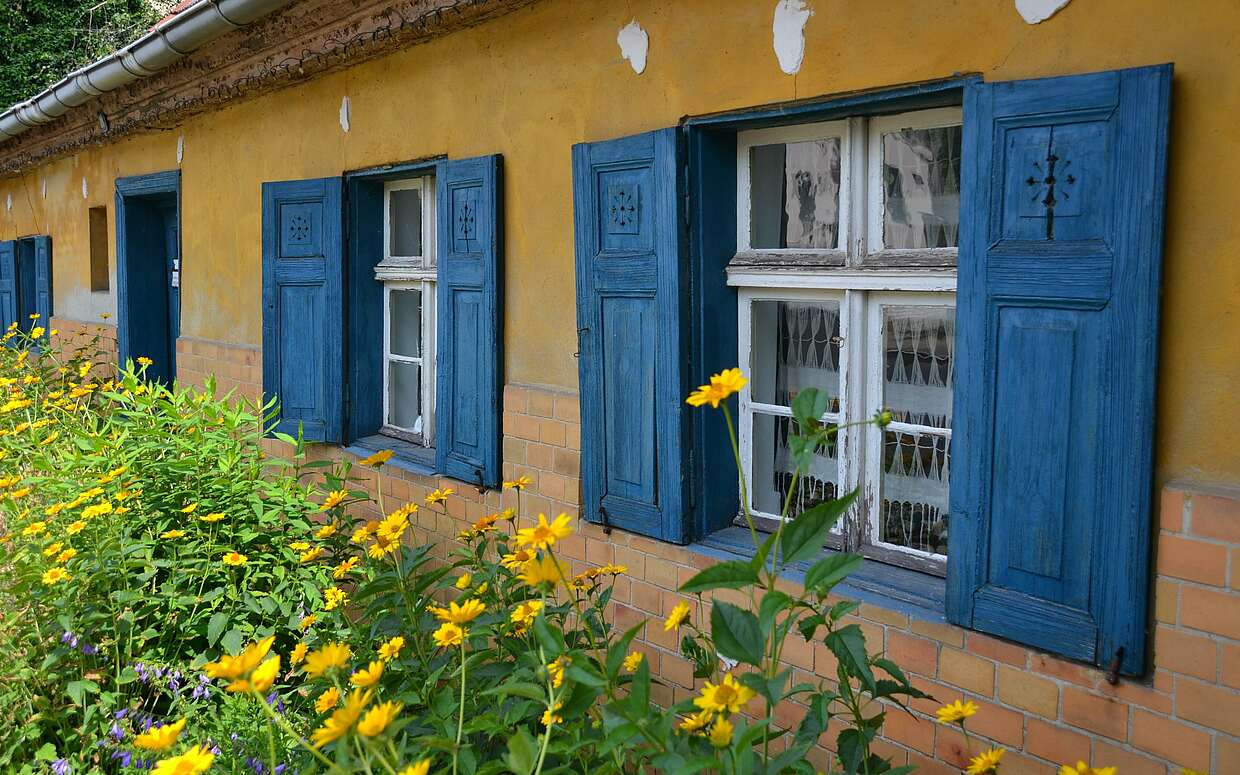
(345, 435, 436, 478)
(688, 526, 946, 624)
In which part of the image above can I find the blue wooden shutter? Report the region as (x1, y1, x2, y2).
(572, 129, 688, 542)
(261, 177, 344, 442)
(0, 241, 15, 332)
(33, 236, 52, 323)
(436, 155, 503, 487)
(947, 65, 1172, 675)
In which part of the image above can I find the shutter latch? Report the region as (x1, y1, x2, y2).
(599, 506, 612, 535)
(1105, 647, 1125, 685)
(473, 468, 486, 495)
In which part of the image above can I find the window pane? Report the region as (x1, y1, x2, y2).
(389, 288, 422, 358)
(751, 300, 841, 411)
(388, 360, 422, 432)
(389, 187, 423, 257)
(882, 306, 954, 428)
(880, 428, 949, 555)
(751, 412, 840, 518)
(750, 138, 841, 249)
(881, 126, 961, 249)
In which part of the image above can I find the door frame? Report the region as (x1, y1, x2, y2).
(115, 170, 181, 380)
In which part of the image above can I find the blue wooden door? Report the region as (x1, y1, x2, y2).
(33, 236, 52, 325)
(436, 155, 503, 488)
(0, 241, 15, 333)
(162, 206, 180, 370)
(947, 65, 1172, 675)
(572, 129, 688, 542)
(261, 177, 344, 442)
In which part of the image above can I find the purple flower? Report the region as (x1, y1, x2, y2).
(111, 751, 131, 768)
(60, 631, 74, 644)
(168, 671, 182, 693)
(81, 644, 97, 656)
(110, 722, 124, 741)
(114, 708, 129, 720)
(51, 758, 70, 775)
(265, 691, 284, 713)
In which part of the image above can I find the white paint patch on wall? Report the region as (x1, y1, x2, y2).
(81, 177, 88, 199)
(177, 134, 185, 164)
(5, 194, 10, 211)
(773, 0, 813, 75)
(617, 21, 649, 75)
(339, 96, 351, 133)
(1016, 0, 1072, 24)
(41, 180, 47, 199)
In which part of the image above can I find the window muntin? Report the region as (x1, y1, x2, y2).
(733, 108, 960, 573)
(379, 177, 436, 445)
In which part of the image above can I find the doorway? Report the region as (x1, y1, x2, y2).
(115, 171, 181, 384)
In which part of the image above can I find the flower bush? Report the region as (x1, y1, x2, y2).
(0, 322, 1124, 775)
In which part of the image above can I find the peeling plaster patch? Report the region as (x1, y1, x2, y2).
(177, 134, 185, 164)
(773, 0, 813, 75)
(1016, 0, 1071, 24)
(617, 21, 649, 75)
(81, 177, 88, 199)
(339, 96, 351, 133)
(41, 180, 47, 199)
(5, 194, 10, 211)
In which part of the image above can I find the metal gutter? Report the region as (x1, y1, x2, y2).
(0, 0, 295, 144)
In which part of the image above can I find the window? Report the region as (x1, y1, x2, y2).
(89, 206, 109, 291)
(732, 108, 961, 574)
(377, 177, 436, 446)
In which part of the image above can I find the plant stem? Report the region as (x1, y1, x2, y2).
(453, 639, 467, 775)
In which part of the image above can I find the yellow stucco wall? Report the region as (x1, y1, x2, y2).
(0, 0, 1236, 485)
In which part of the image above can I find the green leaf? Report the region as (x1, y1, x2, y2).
(758, 590, 793, 634)
(679, 561, 758, 594)
(206, 612, 227, 646)
(780, 490, 858, 565)
(824, 624, 875, 691)
(804, 552, 863, 594)
(65, 679, 99, 707)
(828, 600, 861, 622)
(605, 621, 645, 679)
(483, 682, 546, 702)
(791, 387, 829, 429)
(220, 627, 243, 655)
(710, 601, 764, 666)
(628, 656, 650, 716)
(503, 726, 537, 775)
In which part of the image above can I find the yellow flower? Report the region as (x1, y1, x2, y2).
(500, 548, 535, 569)
(161, 529, 185, 539)
(152, 743, 215, 775)
(55, 548, 77, 564)
(290, 642, 309, 666)
(518, 554, 569, 588)
(227, 655, 280, 694)
(378, 635, 405, 661)
(425, 488, 454, 505)
(694, 674, 755, 716)
(204, 636, 275, 680)
(430, 598, 485, 625)
(935, 699, 979, 725)
(685, 367, 748, 408)
(289, 541, 310, 551)
(22, 521, 46, 536)
(38, 432, 58, 446)
(350, 525, 372, 543)
(41, 567, 70, 585)
(43, 541, 64, 557)
(515, 513, 573, 550)
(304, 643, 352, 678)
(432, 622, 465, 648)
(510, 600, 544, 633)
(66, 520, 86, 535)
(300, 547, 325, 563)
(222, 551, 247, 567)
(180, 503, 199, 514)
(398, 760, 431, 775)
(312, 688, 373, 748)
(299, 614, 318, 630)
(351, 660, 384, 688)
(321, 490, 348, 511)
(664, 601, 691, 631)
(7, 487, 31, 500)
(357, 700, 403, 737)
(503, 475, 532, 490)
(540, 701, 563, 727)
(597, 563, 628, 576)
(359, 449, 394, 467)
(709, 716, 734, 748)
(133, 718, 186, 751)
(623, 651, 644, 672)
(315, 687, 340, 713)
(324, 586, 348, 611)
(454, 573, 472, 590)
(967, 747, 1005, 775)
(81, 501, 113, 519)
(547, 655, 570, 688)
(333, 556, 360, 579)
(199, 512, 225, 523)
(315, 523, 338, 539)
(1059, 764, 1117, 775)
(29, 327, 44, 338)
(679, 709, 714, 733)
(136, 356, 152, 367)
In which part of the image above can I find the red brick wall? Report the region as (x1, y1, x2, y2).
(175, 337, 1240, 774)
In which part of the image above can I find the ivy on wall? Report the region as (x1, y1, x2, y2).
(0, 1, 174, 110)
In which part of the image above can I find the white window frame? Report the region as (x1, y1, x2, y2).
(378, 176, 437, 446)
(731, 108, 962, 574)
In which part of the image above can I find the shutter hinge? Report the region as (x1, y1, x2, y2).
(1105, 646, 1125, 685)
(473, 467, 486, 495)
(599, 506, 612, 535)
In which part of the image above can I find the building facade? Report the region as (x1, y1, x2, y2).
(1, 0, 1239, 771)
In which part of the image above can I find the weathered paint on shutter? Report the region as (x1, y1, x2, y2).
(572, 128, 689, 542)
(947, 64, 1172, 676)
(0, 241, 15, 333)
(33, 235, 52, 323)
(261, 177, 344, 442)
(435, 155, 503, 488)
